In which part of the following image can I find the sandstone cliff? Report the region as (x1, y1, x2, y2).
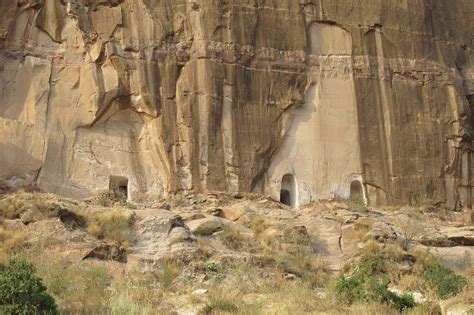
(0, 0, 473, 210)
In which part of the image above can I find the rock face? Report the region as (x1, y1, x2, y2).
(0, 1, 473, 210)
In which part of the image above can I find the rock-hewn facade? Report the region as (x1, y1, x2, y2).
(1, 0, 473, 210)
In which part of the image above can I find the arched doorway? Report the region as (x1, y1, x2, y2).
(350, 180, 365, 203)
(280, 174, 298, 208)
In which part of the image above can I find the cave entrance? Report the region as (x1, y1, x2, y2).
(350, 180, 365, 202)
(280, 174, 298, 208)
(280, 189, 291, 206)
(109, 175, 128, 200)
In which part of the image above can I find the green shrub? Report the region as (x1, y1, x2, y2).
(205, 260, 217, 271)
(390, 293, 417, 312)
(355, 240, 405, 284)
(336, 263, 416, 311)
(423, 265, 468, 299)
(0, 258, 57, 314)
(346, 194, 367, 212)
(335, 267, 367, 304)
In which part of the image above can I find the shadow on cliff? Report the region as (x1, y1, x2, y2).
(0, 143, 42, 178)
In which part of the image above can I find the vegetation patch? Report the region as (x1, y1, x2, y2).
(202, 293, 239, 314)
(336, 262, 416, 311)
(0, 258, 58, 314)
(0, 226, 29, 260)
(86, 207, 134, 245)
(0, 191, 77, 220)
(23, 248, 112, 313)
(346, 194, 368, 212)
(219, 225, 246, 250)
(338, 239, 469, 312)
(423, 264, 468, 300)
(157, 256, 182, 292)
(392, 215, 425, 250)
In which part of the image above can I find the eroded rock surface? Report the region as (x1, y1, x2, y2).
(0, 1, 473, 212)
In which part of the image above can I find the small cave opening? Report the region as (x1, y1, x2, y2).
(109, 175, 129, 200)
(280, 189, 291, 206)
(350, 180, 365, 203)
(280, 174, 298, 208)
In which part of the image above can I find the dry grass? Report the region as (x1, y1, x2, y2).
(158, 258, 182, 292)
(18, 244, 112, 313)
(219, 225, 245, 250)
(0, 225, 29, 261)
(1, 190, 470, 314)
(108, 267, 161, 314)
(250, 216, 266, 237)
(198, 259, 407, 314)
(219, 225, 259, 253)
(448, 265, 474, 308)
(392, 215, 425, 249)
(15, 243, 165, 314)
(0, 191, 78, 220)
(86, 207, 133, 245)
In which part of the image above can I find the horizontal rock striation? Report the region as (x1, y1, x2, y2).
(0, 0, 473, 211)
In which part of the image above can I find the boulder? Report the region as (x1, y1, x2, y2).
(187, 218, 223, 236)
(83, 244, 127, 263)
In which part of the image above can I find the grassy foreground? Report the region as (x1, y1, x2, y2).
(0, 191, 472, 314)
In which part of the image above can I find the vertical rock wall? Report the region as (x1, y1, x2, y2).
(0, 0, 472, 211)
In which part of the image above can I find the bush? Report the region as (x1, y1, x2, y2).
(346, 194, 367, 212)
(356, 240, 405, 283)
(87, 208, 133, 245)
(0, 258, 57, 314)
(336, 262, 416, 311)
(393, 216, 424, 250)
(423, 265, 467, 299)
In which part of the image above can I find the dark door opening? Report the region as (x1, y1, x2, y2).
(280, 189, 291, 206)
(350, 180, 365, 205)
(280, 174, 298, 208)
(350, 180, 363, 198)
(109, 175, 129, 200)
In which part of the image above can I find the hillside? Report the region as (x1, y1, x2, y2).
(1, 187, 472, 314)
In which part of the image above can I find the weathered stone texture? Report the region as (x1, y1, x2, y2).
(0, 0, 473, 210)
